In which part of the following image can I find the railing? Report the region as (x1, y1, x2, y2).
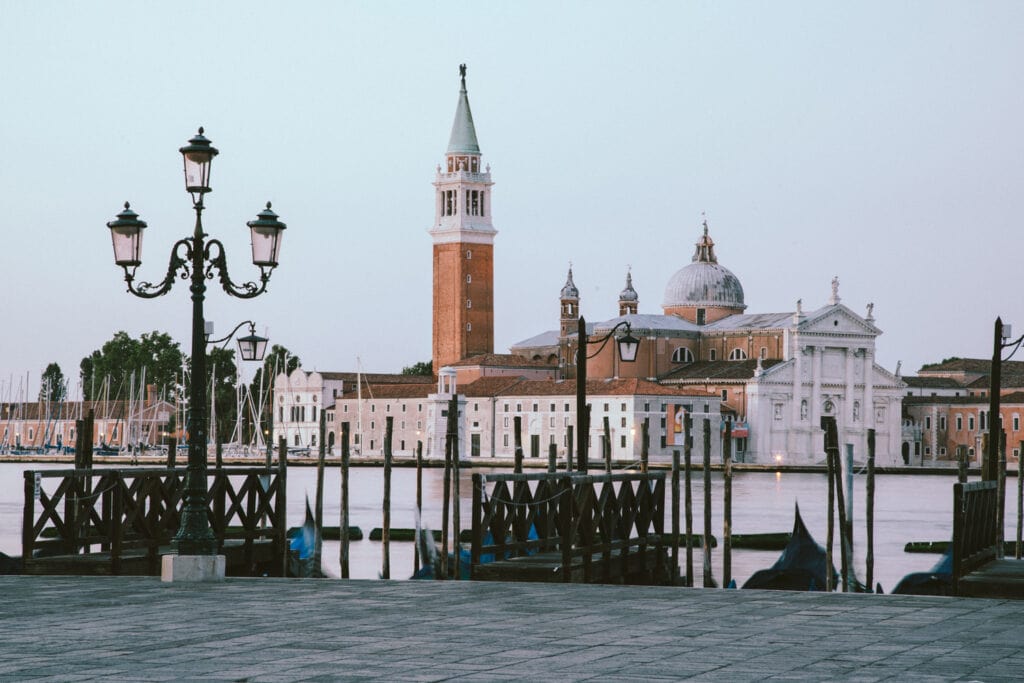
(23, 467, 286, 576)
(470, 471, 665, 583)
(952, 480, 999, 592)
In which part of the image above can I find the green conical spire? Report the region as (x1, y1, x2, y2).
(447, 64, 480, 154)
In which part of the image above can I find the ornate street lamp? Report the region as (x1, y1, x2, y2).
(575, 317, 638, 472)
(107, 128, 286, 563)
(207, 320, 269, 362)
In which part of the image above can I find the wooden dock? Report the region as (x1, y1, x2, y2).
(22, 465, 287, 577)
(470, 471, 670, 585)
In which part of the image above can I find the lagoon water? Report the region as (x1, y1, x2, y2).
(2, 461, 1016, 591)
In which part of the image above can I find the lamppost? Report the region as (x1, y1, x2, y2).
(575, 317, 639, 471)
(107, 128, 286, 562)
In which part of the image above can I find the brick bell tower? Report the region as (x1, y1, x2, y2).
(431, 64, 497, 369)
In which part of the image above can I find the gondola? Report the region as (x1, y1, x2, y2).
(892, 547, 953, 596)
(742, 503, 832, 591)
(286, 497, 325, 578)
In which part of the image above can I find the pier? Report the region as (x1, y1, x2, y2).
(2, 575, 1023, 681)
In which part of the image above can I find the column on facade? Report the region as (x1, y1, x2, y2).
(864, 348, 874, 452)
(844, 346, 855, 455)
(789, 338, 803, 456)
(810, 345, 822, 458)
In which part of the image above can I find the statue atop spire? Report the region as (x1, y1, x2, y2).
(447, 64, 480, 154)
(459, 63, 467, 86)
(692, 214, 718, 264)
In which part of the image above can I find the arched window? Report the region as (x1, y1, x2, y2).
(709, 349, 717, 361)
(729, 348, 747, 361)
(671, 347, 694, 363)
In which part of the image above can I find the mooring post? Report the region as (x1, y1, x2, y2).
(1018, 440, 1023, 560)
(415, 440, 423, 573)
(998, 429, 1007, 559)
(315, 410, 326, 573)
(671, 447, 680, 584)
(548, 443, 557, 473)
(215, 439, 223, 470)
(382, 416, 393, 579)
(513, 416, 524, 474)
(825, 426, 835, 592)
(641, 418, 650, 473)
(441, 394, 457, 579)
(957, 445, 968, 484)
(723, 420, 732, 588)
(566, 427, 574, 472)
(452, 411, 461, 581)
(702, 418, 714, 588)
(278, 436, 288, 577)
(341, 422, 350, 579)
(603, 416, 612, 473)
(866, 428, 876, 590)
(684, 412, 694, 587)
(844, 443, 854, 548)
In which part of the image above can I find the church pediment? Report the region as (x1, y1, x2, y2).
(799, 304, 880, 337)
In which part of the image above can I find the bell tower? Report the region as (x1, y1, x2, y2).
(430, 65, 497, 369)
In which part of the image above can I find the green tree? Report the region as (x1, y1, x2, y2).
(208, 346, 239, 444)
(401, 360, 433, 376)
(39, 363, 67, 403)
(80, 331, 185, 402)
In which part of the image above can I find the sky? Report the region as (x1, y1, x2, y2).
(1, 2, 1022, 399)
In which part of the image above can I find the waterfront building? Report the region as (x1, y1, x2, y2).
(512, 223, 906, 465)
(902, 358, 1024, 466)
(0, 387, 173, 453)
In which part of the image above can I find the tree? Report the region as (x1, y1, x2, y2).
(207, 346, 239, 445)
(39, 363, 67, 403)
(80, 331, 185, 402)
(402, 360, 433, 376)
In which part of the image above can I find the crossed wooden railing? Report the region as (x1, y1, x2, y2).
(470, 471, 666, 583)
(952, 480, 999, 593)
(22, 467, 286, 576)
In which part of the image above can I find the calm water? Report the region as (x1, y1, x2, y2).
(3, 462, 1019, 591)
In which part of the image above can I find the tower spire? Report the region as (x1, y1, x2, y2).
(448, 64, 480, 155)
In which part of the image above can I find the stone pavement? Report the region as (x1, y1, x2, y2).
(1, 576, 1023, 682)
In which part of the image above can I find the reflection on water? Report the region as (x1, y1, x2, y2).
(1, 462, 1017, 592)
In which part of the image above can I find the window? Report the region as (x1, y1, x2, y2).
(467, 323, 472, 331)
(620, 403, 626, 411)
(603, 403, 609, 411)
(473, 403, 479, 411)
(925, 416, 931, 430)
(621, 417, 626, 428)
(956, 415, 963, 431)
(671, 347, 694, 363)
(466, 274, 472, 283)
(940, 447, 947, 456)
(386, 404, 391, 412)
(466, 299, 472, 309)
(565, 403, 570, 411)
(371, 421, 375, 430)
(503, 417, 509, 428)
(1015, 415, 1021, 432)
(620, 435, 626, 448)
(400, 440, 406, 450)
(760, 347, 768, 359)
(311, 406, 317, 422)
(704, 403, 709, 413)
(504, 403, 509, 412)
(660, 417, 666, 428)
(728, 348, 748, 361)
(980, 411, 987, 430)
(925, 446, 931, 455)
(709, 349, 717, 361)
(721, 390, 728, 401)
(644, 403, 650, 412)
(550, 417, 556, 428)
(370, 440, 375, 450)
(402, 404, 407, 413)
(660, 436, 667, 448)
(371, 404, 376, 413)
(940, 416, 947, 431)
(466, 250, 472, 259)
(503, 434, 509, 447)
(533, 403, 538, 412)
(550, 403, 555, 412)
(697, 308, 706, 325)
(968, 415, 975, 431)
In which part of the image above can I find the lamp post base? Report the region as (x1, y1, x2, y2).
(161, 554, 226, 583)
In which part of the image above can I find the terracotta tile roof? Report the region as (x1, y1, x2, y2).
(658, 359, 783, 382)
(918, 358, 1024, 374)
(447, 353, 556, 369)
(903, 376, 965, 388)
(334, 383, 435, 401)
(319, 371, 434, 384)
(459, 377, 715, 399)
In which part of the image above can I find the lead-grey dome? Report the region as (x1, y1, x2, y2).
(662, 222, 745, 310)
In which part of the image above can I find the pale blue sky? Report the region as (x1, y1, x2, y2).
(1, 2, 1022, 398)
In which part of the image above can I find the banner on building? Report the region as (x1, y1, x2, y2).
(665, 404, 686, 446)
(720, 420, 749, 438)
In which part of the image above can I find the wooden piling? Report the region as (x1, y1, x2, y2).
(702, 418, 714, 588)
(866, 428, 876, 590)
(278, 436, 288, 577)
(998, 429, 1007, 558)
(598, 413, 606, 473)
(441, 394, 457, 579)
(825, 427, 835, 592)
(215, 440, 223, 470)
(823, 417, 850, 592)
(340, 422, 350, 579)
(641, 418, 649, 473)
(958, 445, 969, 484)
(315, 410, 326, 573)
(1018, 440, 1023, 560)
(452, 411, 461, 581)
(684, 413, 694, 587)
(566, 427, 574, 472)
(548, 443, 557, 473)
(723, 420, 732, 588)
(382, 416, 393, 579)
(671, 448, 680, 584)
(513, 416, 524, 474)
(415, 440, 423, 573)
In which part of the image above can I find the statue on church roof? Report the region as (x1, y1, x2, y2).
(829, 276, 841, 305)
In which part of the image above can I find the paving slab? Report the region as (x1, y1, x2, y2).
(1, 576, 1023, 681)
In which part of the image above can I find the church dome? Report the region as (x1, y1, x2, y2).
(662, 221, 745, 310)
